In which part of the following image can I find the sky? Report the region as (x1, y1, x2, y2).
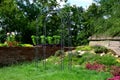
(58, 0, 94, 9)
(67, 0, 94, 9)
(29, 0, 94, 9)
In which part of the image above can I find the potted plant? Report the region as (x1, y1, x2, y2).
(31, 35, 36, 45)
(40, 35, 46, 44)
(47, 36, 53, 44)
(53, 35, 61, 45)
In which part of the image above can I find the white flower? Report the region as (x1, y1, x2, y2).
(100, 53, 105, 56)
(7, 32, 10, 36)
(11, 32, 15, 35)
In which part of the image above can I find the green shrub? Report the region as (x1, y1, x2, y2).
(79, 52, 101, 64)
(0, 43, 7, 47)
(40, 35, 46, 44)
(93, 45, 108, 53)
(78, 52, 118, 66)
(68, 52, 101, 65)
(53, 35, 60, 44)
(31, 35, 37, 45)
(80, 52, 117, 66)
(55, 50, 64, 56)
(76, 46, 92, 51)
(96, 54, 118, 66)
(47, 36, 53, 44)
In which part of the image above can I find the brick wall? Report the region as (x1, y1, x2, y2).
(0, 46, 75, 66)
(0, 46, 61, 66)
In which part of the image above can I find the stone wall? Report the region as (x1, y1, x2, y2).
(89, 36, 120, 55)
(0, 46, 75, 66)
(89, 41, 120, 47)
(0, 46, 61, 66)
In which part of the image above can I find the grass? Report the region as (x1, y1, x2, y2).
(0, 56, 112, 80)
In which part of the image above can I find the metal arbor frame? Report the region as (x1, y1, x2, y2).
(35, 4, 73, 70)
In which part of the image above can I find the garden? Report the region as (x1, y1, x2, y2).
(0, 0, 120, 80)
(0, 45, 120, 80)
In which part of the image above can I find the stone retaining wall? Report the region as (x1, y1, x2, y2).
(89, 41, 120, 47)
(89, 36, 120, 55)
(0, 46, 75, 66)
(0, 46, 61, 66)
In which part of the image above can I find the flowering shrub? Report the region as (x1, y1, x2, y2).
(107, 76, 120, 80)
(5, 32, 18, 47)
(85, 62, 106, 72)
(110, 66, 120, 76)
(5, 41, 18, 47)
(107, 66, 120, 80)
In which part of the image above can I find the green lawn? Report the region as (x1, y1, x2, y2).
(0, 59, 111, 80)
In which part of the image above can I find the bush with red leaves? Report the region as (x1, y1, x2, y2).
(85, 62, 106, 72)
(107, 76, 120, 80)
(107, 66, 120, 80)
(110, 66, 120, 76)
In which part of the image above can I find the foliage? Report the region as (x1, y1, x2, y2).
(77, 52, 100, 64)
(0, 43, 7, 47)
(31, 35, 37, 45)
(0, 30, 6, 43)
(54, 50, 64, 57)
(96, 54, 118, 66)
(0, 56, 111, 80)
(86, 62, 106, 72)
(53, 35, 60, 44)
(18, 44, 33, 47)
(47, 36, 53, 44)
(73, 52, 118, 66)
(0, 0, 120, 46)
(0, 32, 33, 47)
(0, 0, 29, 42)
(40, 35, 46, 44)
(0, 0, 65, 44)
(107, 66, 120, 80)
(110, 66, 120, 76)
(6, 32, 16, 42)
(31, 35, 61, 45)
(107, 76, 120, 80)
(92, 0, 120, 36)
(76, 46, 92, 51)
(5, 32, 19, 47)
(93, 45, 108, 53)
(63, 52, 101, 65)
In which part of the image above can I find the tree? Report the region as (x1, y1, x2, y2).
(0, 0, 28, 42)
(0, 0, 67, 43)
(92, 0, 120, 36)
(75, 3, 101, 45)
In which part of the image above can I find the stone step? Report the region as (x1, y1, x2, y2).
(108, 47, 120, 55)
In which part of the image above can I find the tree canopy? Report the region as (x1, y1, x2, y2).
(0, 0, 120, 46)
(92, 0, 120, 36)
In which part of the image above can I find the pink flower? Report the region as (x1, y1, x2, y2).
(107, 76, 120, 80)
